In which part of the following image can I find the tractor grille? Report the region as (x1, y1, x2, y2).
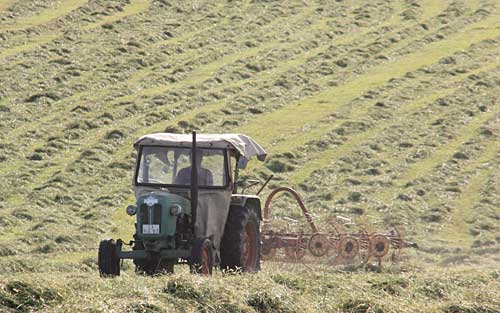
(140, 203, 162, 226)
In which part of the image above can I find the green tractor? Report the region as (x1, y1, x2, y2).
(98, 132, 268, 276)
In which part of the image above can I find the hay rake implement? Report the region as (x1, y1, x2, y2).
(261, 187, 414, 266)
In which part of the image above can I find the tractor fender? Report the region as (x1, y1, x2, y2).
(230, 195, 262, 220)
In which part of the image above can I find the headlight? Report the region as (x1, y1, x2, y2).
(169, 205, 182, 216)
(126, 205, 137, 216)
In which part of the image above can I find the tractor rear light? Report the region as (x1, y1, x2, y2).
(126, 205, 137, 216)
(169, 205, 182, 216)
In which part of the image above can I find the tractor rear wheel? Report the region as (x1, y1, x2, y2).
(189, 238, 213, 275)
(220, 206, 261, 272)
(98, 239, 120, 277)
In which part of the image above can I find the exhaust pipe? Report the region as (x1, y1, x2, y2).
(190, 131, 198, 232)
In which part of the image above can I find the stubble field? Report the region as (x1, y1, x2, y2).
(0, 0, 499, 312)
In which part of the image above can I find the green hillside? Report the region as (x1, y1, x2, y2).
(0, 0, 499, 311)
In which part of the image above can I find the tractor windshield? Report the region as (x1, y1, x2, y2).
(135, 146, 229, 188)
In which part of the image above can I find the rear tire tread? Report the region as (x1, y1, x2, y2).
(220, 206, 261, 272)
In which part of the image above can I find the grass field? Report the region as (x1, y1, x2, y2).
(0, 0, 499, 312)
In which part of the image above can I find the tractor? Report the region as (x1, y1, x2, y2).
(98, 132, 268, 276)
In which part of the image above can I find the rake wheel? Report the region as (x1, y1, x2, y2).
(337, 235, 359, 260)
(369, 234, 390, 259)
(308, 233, 330, 257)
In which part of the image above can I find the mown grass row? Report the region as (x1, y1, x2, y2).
(238, 3, 498, 168)
(0, 0, 496, 251)
(0, 0, 364, 251)
(258, 40, 499, 239)
(0, 0, 498, 280)
(0, 0, 88, 31)
(0, 2, 499, 311)
(0, 261, 499, 312)
(0, 0, 390, 197)
(0, 1, 317, 156)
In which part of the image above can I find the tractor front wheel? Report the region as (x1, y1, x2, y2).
(98, 239, 120, 277)
(189, 238, 213, 275)
(220, 206, 261, 272)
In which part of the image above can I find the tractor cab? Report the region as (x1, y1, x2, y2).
(98, 132, 267, 276)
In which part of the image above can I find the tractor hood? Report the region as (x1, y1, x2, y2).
(134, 133, 267, 162)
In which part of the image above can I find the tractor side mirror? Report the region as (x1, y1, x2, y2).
(237, 156, 249, 169)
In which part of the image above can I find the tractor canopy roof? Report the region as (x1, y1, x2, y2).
(134, 133, 267, 162)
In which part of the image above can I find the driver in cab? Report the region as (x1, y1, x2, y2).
(175, 151, 213, 186)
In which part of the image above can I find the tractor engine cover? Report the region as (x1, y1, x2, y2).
(136, 191, 191, 250)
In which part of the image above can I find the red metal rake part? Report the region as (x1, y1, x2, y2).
(261, 187, 410, 265)
(263, 186, 319, 234)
